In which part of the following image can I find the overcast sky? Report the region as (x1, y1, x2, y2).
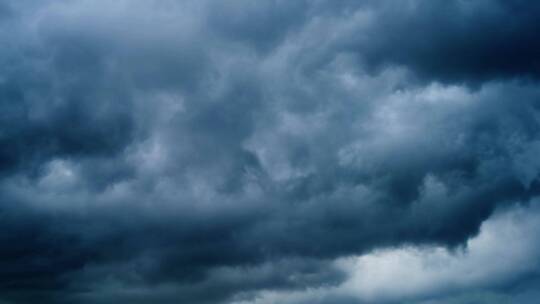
(1, 1, 540, 303)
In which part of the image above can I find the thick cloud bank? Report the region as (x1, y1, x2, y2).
(238, 200, 540, 304)
(1, 1, 540, 303)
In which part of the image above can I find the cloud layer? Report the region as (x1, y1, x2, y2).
(240, 200, 540, 304)
(1, 1, 540, 303)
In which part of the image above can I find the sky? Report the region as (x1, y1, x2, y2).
(1, 0, 540, 303)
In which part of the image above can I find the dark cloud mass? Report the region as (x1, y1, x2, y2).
(1, 0, 540, 303)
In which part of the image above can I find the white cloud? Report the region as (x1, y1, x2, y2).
(235, 200, 540, 304)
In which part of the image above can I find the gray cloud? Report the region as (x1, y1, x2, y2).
(233, 200, 540, 304)
(1, 0, 540, 303)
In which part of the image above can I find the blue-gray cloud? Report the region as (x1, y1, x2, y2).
(1, 1, 540, 303)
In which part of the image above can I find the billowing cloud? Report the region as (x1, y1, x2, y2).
(239, 200, 540, 304)
(1, 1, 540, 303)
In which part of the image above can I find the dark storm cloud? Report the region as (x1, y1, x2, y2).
(1, 0, 540, 303)
(338, 0, 540, 84)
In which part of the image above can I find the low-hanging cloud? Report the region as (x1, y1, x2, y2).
(1, 1, 540, 303)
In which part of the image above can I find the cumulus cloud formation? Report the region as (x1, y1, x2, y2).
(240, 200, 540, 304)
(1, 1, 540, 303)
